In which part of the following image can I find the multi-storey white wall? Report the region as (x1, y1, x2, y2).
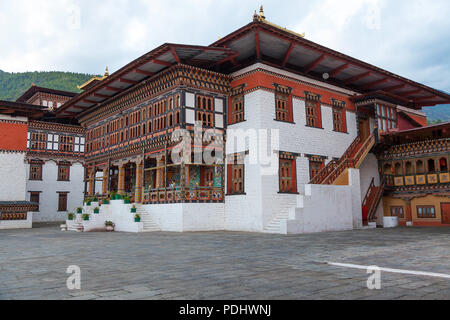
(0, 152, 27, 201)
(225, 81, 359, 232)
(26, 161, 85, 222)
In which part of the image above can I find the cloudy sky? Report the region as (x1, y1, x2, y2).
(0, 0, 449, 93)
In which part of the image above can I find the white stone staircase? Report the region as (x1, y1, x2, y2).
(136, 206, 160, 232)
(264, 211, 290, 234)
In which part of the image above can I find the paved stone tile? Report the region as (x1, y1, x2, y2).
(0, 226, 449, 300)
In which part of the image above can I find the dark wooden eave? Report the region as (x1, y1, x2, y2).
(16, 86, 78, 103)
(0, 100, 46, 119)
(56, 44, 237, 118)
(210, 19, 450, 109)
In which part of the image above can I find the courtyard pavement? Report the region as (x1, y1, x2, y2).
(0, 226, 449, 300)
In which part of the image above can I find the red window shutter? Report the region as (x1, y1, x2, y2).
(228, 98, 233, 125)
(291, 159, 297, 193)
(227, 164, 233, 194)
(316, 102, 322, 128)
(288, 94, 294, 123)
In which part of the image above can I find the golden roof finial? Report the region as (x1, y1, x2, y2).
(104, 66, 109, 77)
(259, 5, 265, 20)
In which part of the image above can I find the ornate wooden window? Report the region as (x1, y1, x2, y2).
(332, 99, 347, 133)
(416, 160, 425, 174)
(231, 94, 245, 124)
(59, 135, 74, 152)
(58, 163, 70, 181)
(305, 92, 322, 128)
(30, 192, 40, 212)
(58, 193, 68, 212)
(29, 132, 47, 150)
(417, 205, 436, 219)
(30, 161, 43, 180)
(279, 159, 297, 193)
(308, 156, 325, 180)
(275, 85, 293, 123)
(377, 104, 397, 132)
(390, 206, 404, 218)
(227, 153, 245, 195)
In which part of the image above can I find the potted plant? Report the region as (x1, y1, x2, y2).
(93, 194, 99, 202)
(103, 198, 110, 205)
(68, 213, 75, 221)
(131, 205, 137, 213)
(105, 221, 115, 232)
(77, 207, 83, 214)
(94, 207, 100, 214)
(134, 214, 141, 223)
(82, 214, 90, 221)
(124, 196, 131, 204)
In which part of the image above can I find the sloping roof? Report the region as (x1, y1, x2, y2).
(210, 12, 450, 109)
(16, 86, 78, 103)
(57, 9, 450, 118)
(0, 100, 46, 118)
(383, 121, 450, 137)
(56, 43, 236, 117)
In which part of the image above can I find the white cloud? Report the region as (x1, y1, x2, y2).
(0, 0, 448, 93)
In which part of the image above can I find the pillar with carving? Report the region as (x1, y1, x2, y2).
(135, 161, 144, 203)
(118, 165, 125, 195)
(88, 168, 95, 196)
(102, 168, 109, 196)
(404, 199, 413, 226)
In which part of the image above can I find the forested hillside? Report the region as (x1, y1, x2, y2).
(0, 70, 95, 101)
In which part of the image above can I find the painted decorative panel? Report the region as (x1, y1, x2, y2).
(394, 177, 404, 186)
(416, 175, 426, 185)
(405, 176, 415, 186)
(427, 174, 438, 184)
(439, 173, 450, 183)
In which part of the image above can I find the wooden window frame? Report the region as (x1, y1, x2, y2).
(230, 94, 245, 124)
(390, 206, 404, 219)
(305, 99, 322, 129)
(279, 157, 298, 194)
(275, 92, 292, 123)
(309, 157, 325, 181)
(57, 192, 69, 212)
(30, 162, 43, 181)
(58, 163, 71, 182)
(332, 100, 347, 133)
(417, 205, 436, 219)
(377, 104, 398, 132)
(29, 192, 41, 212)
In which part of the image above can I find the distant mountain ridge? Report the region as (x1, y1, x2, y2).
(422, 104, 450, 124)
(0, 70, 94, 101)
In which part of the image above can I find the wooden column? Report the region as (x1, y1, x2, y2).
(88, 168, 95, 196)
(102, 168, 109, 196)
(118, 165, 125, 195)
(405, 199, 413, 225)
(135, 161, 144, 203)
(156, 158, 164, 188)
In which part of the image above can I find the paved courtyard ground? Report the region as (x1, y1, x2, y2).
(0, 226, 449, 300)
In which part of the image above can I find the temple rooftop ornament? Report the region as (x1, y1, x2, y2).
(77, 67, 110, 91)
(253, 5, 305, 38)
